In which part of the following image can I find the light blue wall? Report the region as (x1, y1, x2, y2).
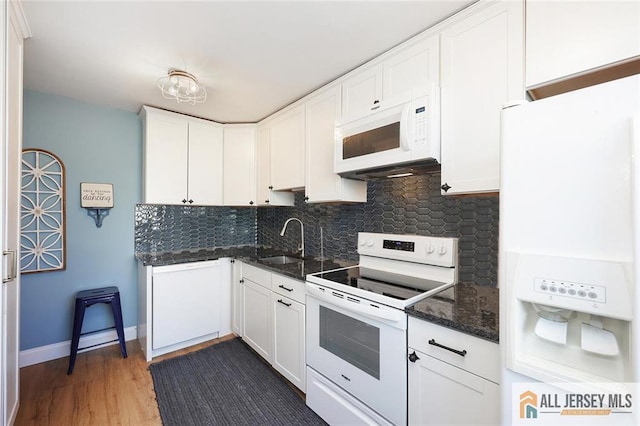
(21, 91, 141, 350)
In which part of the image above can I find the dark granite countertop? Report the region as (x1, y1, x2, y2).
(136, 245, 356, 281)
(405, 283, 499, 343)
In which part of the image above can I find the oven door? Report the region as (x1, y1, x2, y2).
(305, 282, 407, 426)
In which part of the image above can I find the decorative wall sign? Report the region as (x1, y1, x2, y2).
(80, 183, 113, 208)
(21, 149, 66, 273)
(80, 183, 114, 227)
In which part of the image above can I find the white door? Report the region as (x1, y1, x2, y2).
(271, 293, 305, 391)
(152, 262, 221, 350)
(341, 64, 383, 118)
(440, 0, 523, 195)
(143, 110, 189, 204)
(223, 125, 256, 206)
(408, 349, 500, 425)
(187, 120, 223, 205)
(1, 6, 24, 424)
(242, 278, 272, 362)
(269, 104, 305, 190)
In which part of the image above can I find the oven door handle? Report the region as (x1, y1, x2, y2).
(306, 284, 404, 323)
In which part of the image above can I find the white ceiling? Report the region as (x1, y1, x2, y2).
(21, 0, 476, 123)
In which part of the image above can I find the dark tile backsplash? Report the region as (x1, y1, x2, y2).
(134, 173, 499, 286)
(258, 174, 499, 286)
(135, 204, 257, 254)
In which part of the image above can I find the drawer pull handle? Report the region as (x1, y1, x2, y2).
(278, 284, 293, 292)
(277, 299, 292, 307)
(428, 339, 467, 357)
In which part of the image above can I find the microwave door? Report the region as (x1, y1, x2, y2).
(342, 122, 400, 159)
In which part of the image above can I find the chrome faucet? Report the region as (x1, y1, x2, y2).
(280, 217, 304, 258)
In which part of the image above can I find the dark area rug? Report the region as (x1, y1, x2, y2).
(149, 338, 326, 425)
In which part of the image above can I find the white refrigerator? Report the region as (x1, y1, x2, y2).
(499, 74, 639, 425)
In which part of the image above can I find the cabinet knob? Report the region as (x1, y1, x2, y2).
(371, 99, 380, 111)
(182, 199, 187, 204)
(265, 200, 270, 204)
(441, 183, 451, 193)
(239, 279, 244, 284)
(249, 200, 254, 205)
(188, 199, 194, 204)
(304, 196, 309, 202)
(408, 351, 420, 363)
(268, 185, 273, 190)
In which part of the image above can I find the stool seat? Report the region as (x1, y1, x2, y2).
(68, 286, 127, 375)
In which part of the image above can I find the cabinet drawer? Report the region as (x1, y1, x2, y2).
(242, 263, 271, 289)
(271, 273, 305, 304)
(408, 317, 499, 383)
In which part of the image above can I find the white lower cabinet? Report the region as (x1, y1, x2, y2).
(242, 277, 273, 363)
(238, 262, 306, 392)
(408, 317, 500, 425)
(230, 260, 243, 336)
(272, 293, 305, 391)
(138, 260, 227, 362)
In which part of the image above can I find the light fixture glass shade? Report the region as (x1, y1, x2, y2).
(157, 69, 207, 105)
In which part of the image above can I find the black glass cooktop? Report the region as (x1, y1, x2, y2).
(312, 266, 448, 301)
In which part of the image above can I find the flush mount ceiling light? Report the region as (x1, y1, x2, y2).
(157, 69, 207, 105)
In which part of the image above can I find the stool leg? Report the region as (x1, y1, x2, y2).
(111, 292, 128, 359)
(68, 299, 86, 375)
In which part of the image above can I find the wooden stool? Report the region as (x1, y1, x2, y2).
(67, 286, 127, 375)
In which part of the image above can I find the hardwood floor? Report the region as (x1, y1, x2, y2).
(15, 334, 236, 425)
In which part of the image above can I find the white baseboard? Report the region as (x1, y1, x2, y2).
(19, 326, 137, 368)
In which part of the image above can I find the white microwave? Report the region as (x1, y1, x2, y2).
(334, 90, 440, 179)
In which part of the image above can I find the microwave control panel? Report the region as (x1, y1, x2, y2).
(414, 105, 427, 145)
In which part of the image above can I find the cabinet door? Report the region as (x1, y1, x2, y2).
(383, 34, 440, 106)
(231, 261, 243, 336)
(526, 1, 640, 88)
(440, 0, 524, 195)
(408, 349, 500, 425)
(188, 120, 223, 205)
(257, 122, 294, 206)
(341, 64, 383, 119)
(305, 85, 366, 203)
(2, 11, 24, 424)
(242, 278, 272, 362)
(143, 110, 189, 204)
(223, 125, 257, 206)
(270, 104, 306, 190)
(271, 294, 305, 391)
(152, 263, 221, 350)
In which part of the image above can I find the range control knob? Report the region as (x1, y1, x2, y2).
(367, 240, 374, 247)
(439, 245, 447, 255)
(426, 243, 434, 254)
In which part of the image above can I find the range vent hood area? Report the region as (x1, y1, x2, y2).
(338, 159, 441, 180)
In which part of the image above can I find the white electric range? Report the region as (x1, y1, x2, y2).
(305, 232, 459, 425)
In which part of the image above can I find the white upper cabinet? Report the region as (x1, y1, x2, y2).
(270, 104, 306, 190)
(141, 106, 223, 205)
(305, 85, 367, 203)
(439, 0, 524, 195)
(342, 33, 440, 120)
(223, 125, 257, 206)
(256, 121, 294, 206)
(189, 121, 224, 205)
(341, 64, 384, 119)
(526, 0, 640, 88)
(382, 34, 440, 105)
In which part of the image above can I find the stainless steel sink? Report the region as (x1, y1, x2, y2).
(260, 255, 304, 265)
